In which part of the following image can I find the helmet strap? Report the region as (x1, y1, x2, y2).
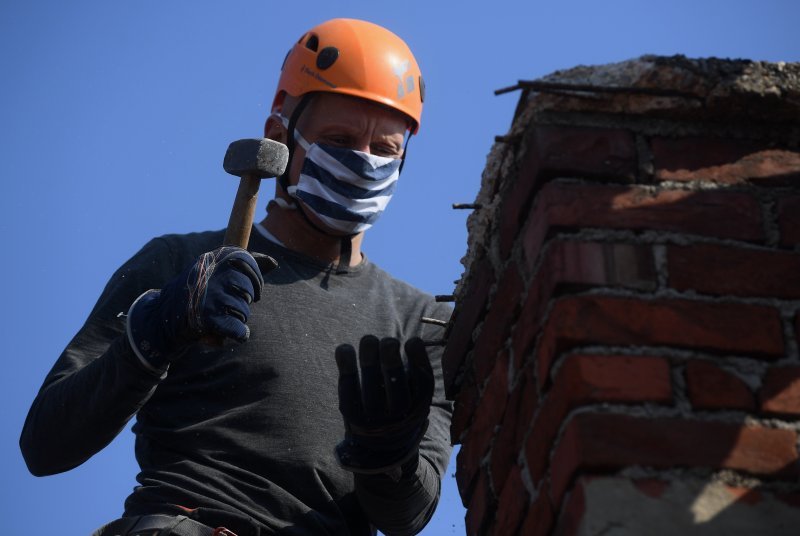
(277, 93, 314, 193)
(337, 236, 353, 274)
(289, 196, 357, 273)
(399, 133, 412, 175)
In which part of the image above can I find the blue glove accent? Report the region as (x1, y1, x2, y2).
(334, 336, 434, 477)
(126, 246, 269, 372)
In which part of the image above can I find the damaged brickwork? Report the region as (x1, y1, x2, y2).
(442, 55, 800, 535)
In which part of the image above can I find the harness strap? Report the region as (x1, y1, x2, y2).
(94, 514, 237, 536)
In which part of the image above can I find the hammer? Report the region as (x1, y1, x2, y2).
(222, 138, 289, 252)
(200, 138, 288, 346)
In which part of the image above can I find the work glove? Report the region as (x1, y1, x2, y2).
(127, 246, 272, 372)
(334, 336, 435, 478)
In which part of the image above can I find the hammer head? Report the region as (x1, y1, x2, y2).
(223, 138, 289, 179)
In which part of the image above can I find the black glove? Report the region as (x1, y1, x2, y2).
(334, 336, 434, 477)
(127, 246, 272, 371)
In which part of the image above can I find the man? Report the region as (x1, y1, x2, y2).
(20, 18, 453, 536)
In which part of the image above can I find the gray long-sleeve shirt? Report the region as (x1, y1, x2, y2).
(20, 228, 453, 536)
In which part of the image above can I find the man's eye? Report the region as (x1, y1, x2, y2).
(373, 146, 401, 157)
(327, 136, 349, 146)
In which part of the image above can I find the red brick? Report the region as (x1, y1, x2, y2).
(530, 125, 638, 182)
(457, 357, 509, 497)
(443, 258, 495, 398)
(490, 466, 529, 535)
(633, 478, 670, 498)
(511, 288, 549, 373)
(456, 445, 479, 508)
(685, 360, 755, 411)
(451, 369, 479, 444)
(724, 486, 764, 506)
(560, 354, 673, 404)
(759, 366, 800, 417)
(525, 239, 657, 292)
(510, 324, 537, 377)
(512, 240, 657, 373)
(499, 160, 539, 259)
(499, 125, 638, 257)
(526, 354, 673, 482)
(778, 195, 800, 247)
(652, 137, 800, 185)
(536, 295, 785, 388)
(522, 182, 764, 265)
(550, 413, 799, 505)
(553, 476, 589, 536)
(668, 243, 800, 299)
(473, 265, 525, 383)
(519, 485, 555, 536)
(777, 490, 800, 509)
(525, 399, 563, 485)
(490, 368, 538, 493)
(797, 313, 800, 351)
(466, 471, 495, 536)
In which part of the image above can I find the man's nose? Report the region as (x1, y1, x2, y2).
(353, 139, 371, 153)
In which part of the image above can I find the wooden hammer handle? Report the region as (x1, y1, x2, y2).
(223, 177, 280, 272)
(223, 174, 261, 248)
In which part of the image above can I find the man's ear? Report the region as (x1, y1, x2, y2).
(264, 115, 287, 143)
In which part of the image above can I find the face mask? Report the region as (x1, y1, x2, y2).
(278, 115, 402, 236)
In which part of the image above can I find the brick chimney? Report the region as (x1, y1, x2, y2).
(442, 56, 800, 535)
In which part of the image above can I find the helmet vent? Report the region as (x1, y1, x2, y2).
(305, 34, 319, 52)
(316, 47, 339, 70)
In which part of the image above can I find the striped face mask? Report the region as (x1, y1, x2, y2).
(280, 116, 402, 236)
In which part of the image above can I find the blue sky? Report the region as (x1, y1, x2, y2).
(1, 1, 796, 533)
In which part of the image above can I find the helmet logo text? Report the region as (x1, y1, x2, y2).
(301, 65, 337, 89)
(392, 60, 415, 99)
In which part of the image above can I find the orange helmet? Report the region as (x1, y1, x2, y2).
(272, 18, 424, 134)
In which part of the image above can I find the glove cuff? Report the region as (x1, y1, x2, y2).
(126, 289, 171, 376)
(335, 419, 428, 479)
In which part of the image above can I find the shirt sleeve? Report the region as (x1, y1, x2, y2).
(354, 301, 454, 536)
(19, 238, 181, 476)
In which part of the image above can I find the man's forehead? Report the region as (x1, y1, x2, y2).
(307, 93, 409, 132)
